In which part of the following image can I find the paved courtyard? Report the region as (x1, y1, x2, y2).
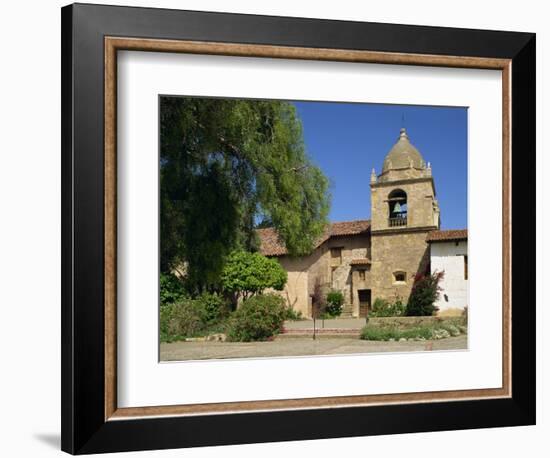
(160, 334, 467, 361)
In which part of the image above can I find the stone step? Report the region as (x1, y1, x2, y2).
(275, 332, 359, 339)
(278, 328, 361, 338)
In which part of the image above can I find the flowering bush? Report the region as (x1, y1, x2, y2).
(325, 290, 344, 317)
(406, 271, 444, 316)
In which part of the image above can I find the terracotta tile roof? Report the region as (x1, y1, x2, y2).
(256, 228, 289, 256)
(329, 220, 371, 236)
(349, 258, 372, 266)
(257, 219, 371, 256)
(426, 229, 468, 242)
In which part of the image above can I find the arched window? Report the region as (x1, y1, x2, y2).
(388, 189, 407, 227)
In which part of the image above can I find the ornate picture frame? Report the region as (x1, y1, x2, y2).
(61, 3, 535, 454)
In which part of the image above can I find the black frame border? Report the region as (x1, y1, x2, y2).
(61, 3, 536, 454)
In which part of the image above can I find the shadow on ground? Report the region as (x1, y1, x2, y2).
(34, 433, 60, 450)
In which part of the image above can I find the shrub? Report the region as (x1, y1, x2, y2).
(226, 294, 287, 342)
(370, 297, 406, 317)
(398, 326, 434, 340)
(160, 272, 186, 306)
(360, 326, 399, 341)
(441, 323, 461, 337)
(325, 290, 344, 317)
(284, 307, 303, 321)
(370, 298, 388, 316)
(162, 300, 205, 340)
(193, 292, 230, 324)
(160, 303, 177, 342)
(431, 328, 451, 339)
(360, 319, 468, 341)
(160, 293, 230, 342)
(406, 271, 444, 316)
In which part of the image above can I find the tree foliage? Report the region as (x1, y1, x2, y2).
(159, 272, 186, 306)
(221, 250, 287, 303)
(160, 97, 330, 291)
(406, 271, 444, 316)
(310, 278, 327, 319)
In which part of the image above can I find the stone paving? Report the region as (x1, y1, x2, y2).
(160, 334, 467, 362)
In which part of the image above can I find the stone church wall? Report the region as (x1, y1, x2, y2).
(325, 235, 371, 307)
(370, 230, 431, 303)
(275, 234, 371, 318)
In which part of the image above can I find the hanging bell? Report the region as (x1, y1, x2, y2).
(394, 202, 402, 213)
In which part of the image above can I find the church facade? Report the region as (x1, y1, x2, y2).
(258, 128, 468, 318)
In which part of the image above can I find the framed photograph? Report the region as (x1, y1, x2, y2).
(61, 3, 536, 454)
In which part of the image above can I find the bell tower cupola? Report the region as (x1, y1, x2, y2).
(379, 128, 426, 182)
(370, 128, 439, 232)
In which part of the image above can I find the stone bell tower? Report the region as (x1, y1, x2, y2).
(369, 128, 440, 302)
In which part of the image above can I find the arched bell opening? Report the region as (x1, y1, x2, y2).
(388, 189, 407, 227)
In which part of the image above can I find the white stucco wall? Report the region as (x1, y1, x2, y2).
(430, 240, 468, 312)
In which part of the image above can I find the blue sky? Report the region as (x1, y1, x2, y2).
(293, 101, 468, 230)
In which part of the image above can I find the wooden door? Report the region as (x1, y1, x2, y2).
(358, 289, 371, 318)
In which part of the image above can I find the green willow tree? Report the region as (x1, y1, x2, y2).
(160, 97, 330, 292)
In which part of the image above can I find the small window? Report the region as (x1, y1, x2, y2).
(464, 255, 468, 280)
(359, 269, 366, 281)
(330, 247, 342, 266)
(393, 271, 406, 283)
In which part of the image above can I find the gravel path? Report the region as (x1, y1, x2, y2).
(160, 335, 467, 361)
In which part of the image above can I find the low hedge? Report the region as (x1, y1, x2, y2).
(368, 316, 466, 329)
(360, 318, 467, 341)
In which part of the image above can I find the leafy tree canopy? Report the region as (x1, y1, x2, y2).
(159, 272, 187, 306)
(160, 97, 330, 291)
(221, 250, 287, 301)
